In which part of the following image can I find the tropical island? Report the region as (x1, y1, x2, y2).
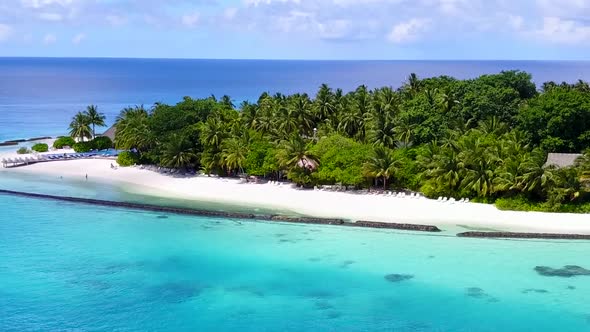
(3, 70, 590, 233)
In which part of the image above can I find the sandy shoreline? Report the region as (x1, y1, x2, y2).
(2, 146, 590, 234)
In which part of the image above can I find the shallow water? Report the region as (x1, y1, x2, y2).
(1, 192, 590, 331)
(0, 171, 293, 217)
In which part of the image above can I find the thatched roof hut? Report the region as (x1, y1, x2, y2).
(545, 153, 582, 168)
(296, 157, 318, 170)
(101, 125, 116, 141)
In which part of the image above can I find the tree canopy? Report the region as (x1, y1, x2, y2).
(77, 70, 590, 212)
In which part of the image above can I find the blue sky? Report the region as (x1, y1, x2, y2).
(0, 0, 589, 59)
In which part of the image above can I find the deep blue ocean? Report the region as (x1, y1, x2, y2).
(1, 58, 590, 141)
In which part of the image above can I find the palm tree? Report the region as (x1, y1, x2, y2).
(368, 108, 396, 148)
(200, 116, 227, 151)
(290, 93, 314, 136)
(160, 134, 197, 170)
(240, 101, 258, 130)
(338, 86, 370, 140)
(222, 137, 248, 175)
(459, 137, 499, 197)
(574, 150, 590, 188)
(69, 111, 92, 141)
(276, 136, 318, 171)
(424, 88, 439, 109)
(314, 84, 335, 124)
(546, 167, 582, 206)
(363, 146, 401, 190)
(405, 73, 421, 95)
(395, 120, 417, 147)
(439, 90, 460, 114)
(520, 148, 553, 196)
(114, 106, 153, 152)
(478, 117, 508, 136)
(276, 100, 298, 138)
(425, 148, 464, 194)
(85, 105, 106, 138)
(221, 95, 235, 109)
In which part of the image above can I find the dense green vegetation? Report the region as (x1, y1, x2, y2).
(117, 151, 140, 167)
(53, 136, 76, 149)
(17, 147, 31, 154)
(31, 143, 48, 152)
(92, 136, 114, 150)
(74, 71, 590, 212)
(71, 136, 113, 153)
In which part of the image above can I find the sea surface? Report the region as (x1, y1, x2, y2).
(1, 58, 590, 141)
(2, 58, 590, 331)
(1, 189, 590, 331)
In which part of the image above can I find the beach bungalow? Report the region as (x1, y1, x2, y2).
(544, 153, 583, 168)
(296, 156, 318, 171)
(100, 125, 117, 142)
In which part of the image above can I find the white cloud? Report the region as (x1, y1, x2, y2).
(0, 24, 12, 41)
(387, 18, 430, 43)
(43, 33, 56, 44)
(106, 15, 127, 26)
(436, 0, 469, 15)
(537, 0, 590, 18)
(39, 12, 63, 21)
(532, 16, 590, 44)
(224, 7, 238, 20)
(72, 32, 85, 44)
(317, 19, 353, 39)
(181, 12, 200, 28)
(508, 15, 524, 30)
(20, 0, 75, 9)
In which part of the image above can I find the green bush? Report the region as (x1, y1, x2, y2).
(53, 136, 76, 149)
(31, 143, 48, 153)
(495, 195, 590, 213)
(17, 147, 31, 154)
(310, 134, 372, 187)
(73, 141, 95, 153)
(93, 136, 113, 150)
(117, 151, 139, 167)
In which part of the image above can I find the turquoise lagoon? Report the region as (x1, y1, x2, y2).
(1, 178, 590, 331)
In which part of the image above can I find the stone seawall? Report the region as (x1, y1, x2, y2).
(0, 189, 441, 232)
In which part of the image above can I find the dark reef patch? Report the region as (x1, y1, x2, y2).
(466, 287, 486, 298)
(534, 265, 590, 278)
(148, 281, 205, 303)
(303, 290, 335, 299)
(227, 285, 265, 297)
(384, 274, 414, 283)
(326, 311, 342, 319)
(339, 260, 355, 268)
(315, 301, 334, 310)
(567, 285, 576, 290)
(156, 215, 168, 219)
(522, 288, 549, 294)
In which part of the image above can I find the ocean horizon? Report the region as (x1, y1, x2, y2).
(1, 57, 590, 141)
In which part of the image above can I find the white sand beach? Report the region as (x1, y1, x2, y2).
(2, 146, 590, 235)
